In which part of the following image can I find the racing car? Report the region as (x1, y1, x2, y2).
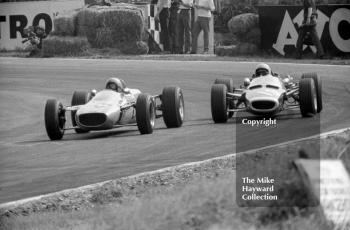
(210, 63, 322, 123)
(44, 78, 184, 140)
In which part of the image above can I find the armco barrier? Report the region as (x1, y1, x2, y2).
(258, 5, 350, 57)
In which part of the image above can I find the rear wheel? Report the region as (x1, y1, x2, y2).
(211, 84, 228, 123)
(299, 78, 317, 117)
(214, 78, 234, 118)
(136, 93, 155, 134)
(45, 99, 65, 140)
(161, 86, 184, 128)
(301, 72, 322, 113)
(71, 91, 90, 133)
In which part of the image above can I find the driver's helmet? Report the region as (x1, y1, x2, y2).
(105, 78, 126, 92)
(255, 63, 271, 77)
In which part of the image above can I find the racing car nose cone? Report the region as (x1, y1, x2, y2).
(78, 113, 107, 127)
(251, 100, 277, 110)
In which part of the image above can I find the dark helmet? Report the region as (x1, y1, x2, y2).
(255, 63, 271, 77)
(105, 78, 126, 92)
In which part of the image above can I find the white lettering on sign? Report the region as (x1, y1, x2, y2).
(329, 8, 350, 52)
(272, 8, 350, 55)
(272, 11, 298, 56)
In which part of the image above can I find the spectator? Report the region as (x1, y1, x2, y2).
(155, 0, 172, 52)
(169, 0, 180, 53)
(176, 0, 193, 54)
(191, 0, 215, 54)
(295, 0, 325, 59)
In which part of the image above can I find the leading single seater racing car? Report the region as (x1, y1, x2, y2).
(44, 78, 184, 140)
(210, 63, 322, 123)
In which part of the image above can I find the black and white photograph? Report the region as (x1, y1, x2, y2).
(0, 0, 349, 229)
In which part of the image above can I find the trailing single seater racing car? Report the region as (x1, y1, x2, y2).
(44, 78, 184, 140)
(211, 63, 322, 123)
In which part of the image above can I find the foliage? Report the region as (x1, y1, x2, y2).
(214, 3, 257, 33)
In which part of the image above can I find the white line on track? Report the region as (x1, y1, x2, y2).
(0, 57, 349, 68)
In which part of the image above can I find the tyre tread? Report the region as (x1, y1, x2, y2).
(45, 99, 64, 140)
(211, 84, 228, 123)
(299, 78, 317, 117)
(136, 93, 154, 134)
(162, 86, 184, 128)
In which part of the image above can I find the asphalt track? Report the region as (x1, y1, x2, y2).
(0, 58, 349, 203)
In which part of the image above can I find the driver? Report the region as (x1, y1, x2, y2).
(254, 63, 272, 77)
(105, 78, 126, 93)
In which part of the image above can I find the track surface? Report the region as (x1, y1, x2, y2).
(0, 58, 349, 203)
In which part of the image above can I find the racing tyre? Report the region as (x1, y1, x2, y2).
(136, 93, 155, 134)
(161, 86, 184, 128)
(211, 84, 228, 123)
(299, 78, 317, 117)
(214, 78, 234, 118)
(302, 72, 322, 113)
(45, 99, 65, 140)
(71, 91, 90, 133)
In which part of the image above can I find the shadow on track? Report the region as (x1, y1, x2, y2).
(16, 129, 139, 144)
(16, 110, 308, 145)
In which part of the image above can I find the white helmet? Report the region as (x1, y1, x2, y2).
(105, 78, 126, 92)
(255, 63, 271, 76)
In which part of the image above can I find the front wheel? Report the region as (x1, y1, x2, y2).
(211, 84, 228, 123)
(299, 78, 317, 117)
(301, 72, 322, 113)
(71, 91, 90, 133)
(136, 93, 155, 134)
(161, 86, 184, 128)
(214, 78, 234, 118)
(45, 99, 65, 140)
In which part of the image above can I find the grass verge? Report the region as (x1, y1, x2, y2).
(0, 50, 349, 65)
(0, 170, 331, 230)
